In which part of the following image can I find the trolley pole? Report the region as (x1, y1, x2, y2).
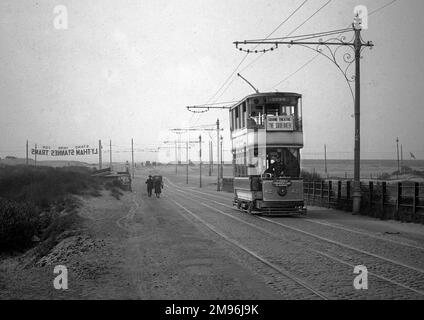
(199, 135, 202, 188)
(186, 141, 189, 184)
(216, 119, 220, 191)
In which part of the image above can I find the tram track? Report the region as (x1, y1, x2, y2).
(169, 179, 424, 251)
(165, 194, 330, 300)
(167, 187, 424, 297)
(165, 177, 424, 298)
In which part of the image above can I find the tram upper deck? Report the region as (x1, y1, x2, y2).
(229, 92, 303, 147)
(229, 92, 304, 178)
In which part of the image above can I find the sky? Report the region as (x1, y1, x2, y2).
(0, 0, 423, 163)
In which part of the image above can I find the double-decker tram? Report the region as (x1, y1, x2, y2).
(230, 92, 306, 215)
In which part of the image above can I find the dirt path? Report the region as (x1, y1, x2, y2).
(0, 190, 137, 299)
(0, 171, 280, 299)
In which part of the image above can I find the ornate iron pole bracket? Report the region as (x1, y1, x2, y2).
(234, 26, 374, 103)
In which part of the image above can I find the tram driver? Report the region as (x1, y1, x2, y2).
(264, 155, 286, 178)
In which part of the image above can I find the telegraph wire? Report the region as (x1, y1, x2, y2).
(286, 0, 333, 37)
(244, 27, 352, 42)
(189, 0, 312, 129)
(258, 0, 310, 44)
(369, 0, 399, 15)
(218, 0, 333, 101)
(271, 0, 401, 88)
(206, 53, 249, 105)
(238, 0, 310, 73)
(203, 0, 311, 108)
(189, 53, 247, 127)
(272, 54, 320, 88)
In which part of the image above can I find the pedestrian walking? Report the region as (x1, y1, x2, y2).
(154, 176, 163, 198)
(145, 175, 153, 197)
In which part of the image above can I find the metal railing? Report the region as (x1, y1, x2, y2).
(304, 180, 424, 223)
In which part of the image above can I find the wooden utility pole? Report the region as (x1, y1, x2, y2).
(352, 25, 362, 214)
(175, 140, 178, 174)
(178, 134, 181, 165)
(109, 140, 112, 170)
(131, 138, 135, 179)
(34, 143, 37, 167)
(210, 140, 214, 175)
(216, 119, 220, 191)
(169, 126, 223, 185)
(26, 140, 29, 165)
(220, 136, 224, 179)
(186, 141, 189, 184)
(98, 140, 102, 169)
(396, 137, 400, 178)
(209, 141, 212, 176)
(324, 144, 327, 176)
(401, 144, 404, 174)
(199, 135, 202, 188)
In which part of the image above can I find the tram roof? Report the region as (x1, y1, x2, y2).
(229, 92, 302, 110)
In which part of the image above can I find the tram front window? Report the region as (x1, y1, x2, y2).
(265, 104, 280, 115)
(264, 157, 285, 178)
(263, 148, 300, 178)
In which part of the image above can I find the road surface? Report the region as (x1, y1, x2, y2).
(127, 167, 424, 299)
(2, 166, 424, 300)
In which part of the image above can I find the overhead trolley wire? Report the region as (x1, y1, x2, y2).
(222, 0, 333, 99)
(205, 0, 311, 107)
(271, 0, 401, 88)
(285, 0, 333, 37)
(369, 0, 399, 15)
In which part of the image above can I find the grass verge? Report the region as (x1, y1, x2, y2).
(0, 165, 102, 254)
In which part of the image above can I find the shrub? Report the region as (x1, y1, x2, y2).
(378, 172, 391, 180)
(0, 165, 101, 253)
(0, 198, 39, 252)
(35, 211, 82, 258)
(300, 170, 324, 182)
(0, 165, 100, 207)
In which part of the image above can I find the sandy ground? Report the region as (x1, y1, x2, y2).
(0, 169, 279, 299)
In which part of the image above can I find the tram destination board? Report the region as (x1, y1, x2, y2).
(267, 115, 294, 131)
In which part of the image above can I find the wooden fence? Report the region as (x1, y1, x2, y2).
(304, 180, 424, 223)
